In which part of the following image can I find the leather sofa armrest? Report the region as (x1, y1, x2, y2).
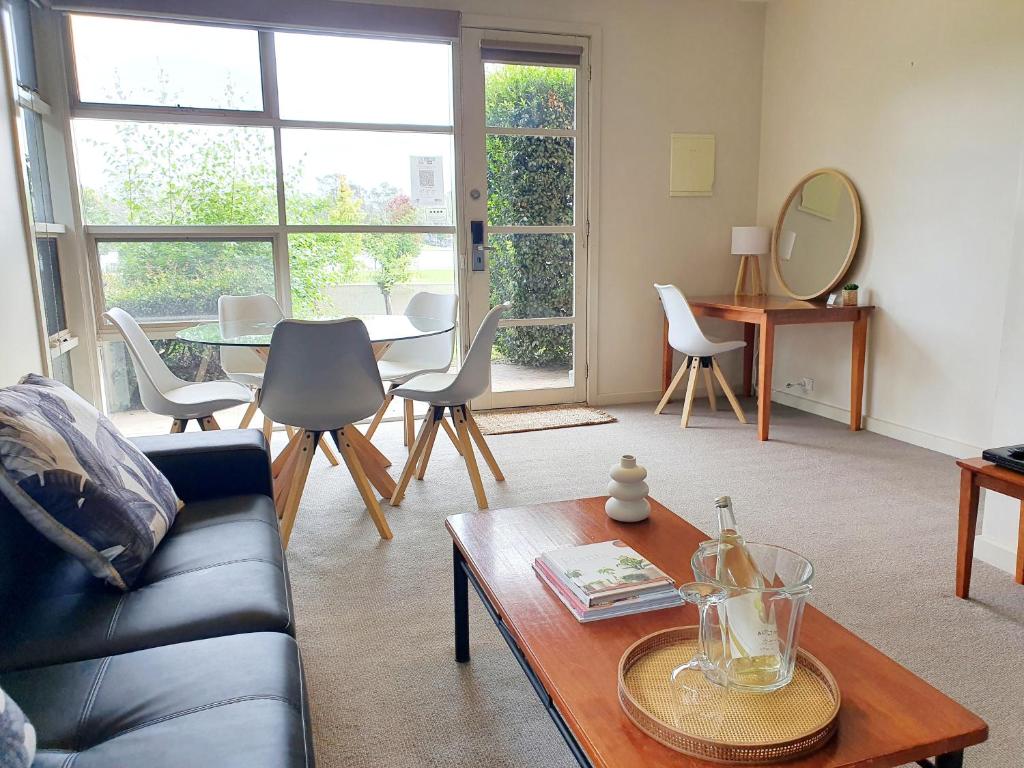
(132, 430, 274, 503)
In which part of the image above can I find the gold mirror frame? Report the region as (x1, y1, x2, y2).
(771, 168, 862, 300)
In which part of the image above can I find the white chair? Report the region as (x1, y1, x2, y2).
(218, 294, 341, 466)
(364, 291, 461, 453)
(105, 307, 252, 433)
(218, 294, 283, 436)
(653, 284, 748, 428)
(259, 318, 392, 545)
(389, 304, 508, 510)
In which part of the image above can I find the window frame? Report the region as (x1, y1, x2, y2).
(61, 16, 460, 341)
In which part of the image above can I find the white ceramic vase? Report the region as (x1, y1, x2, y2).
(605, 455, 650, 522)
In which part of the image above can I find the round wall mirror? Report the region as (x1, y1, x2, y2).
(771, 169, 861, 300)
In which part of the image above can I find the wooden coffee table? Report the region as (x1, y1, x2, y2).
(446, 498, 987, 767)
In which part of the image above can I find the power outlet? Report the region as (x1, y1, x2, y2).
(785, 377, 815, 393)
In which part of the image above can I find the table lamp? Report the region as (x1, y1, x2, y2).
(731, 226, 771, 296)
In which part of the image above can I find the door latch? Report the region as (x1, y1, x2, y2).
(470, 220, 491, 272)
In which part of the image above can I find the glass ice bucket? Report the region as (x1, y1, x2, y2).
(676, 541, 814, 693)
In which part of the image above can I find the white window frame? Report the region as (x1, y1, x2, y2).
(59, 17, 459, 343)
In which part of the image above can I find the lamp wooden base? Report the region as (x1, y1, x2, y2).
(735, 254, 765, 296)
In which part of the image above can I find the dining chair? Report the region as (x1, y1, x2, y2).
(389, 304, 508, 510)
(218, 295, 341, 467)
(105, 307, 252, 433)
(259, 318, 392, 545)
(364, 291, 462, 454)
(653, 284, 747, 428)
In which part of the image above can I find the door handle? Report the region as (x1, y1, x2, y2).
(470, 220, 489, 271)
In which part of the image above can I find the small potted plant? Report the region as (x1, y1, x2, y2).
(842, 282, 859, 306)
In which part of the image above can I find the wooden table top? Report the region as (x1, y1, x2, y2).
(447, 497, 986, 768)
(958, 457, 1024, 485)
(687, 294, 875, 320)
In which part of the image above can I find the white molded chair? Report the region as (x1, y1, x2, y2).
(218, 294, 283, 433)
(653, 284, 747, 428)
(219, 294, 340, 465)
(389, 304, 508, 510)
(259, 318, 392, 545)
(104, 307, 252, 433)
(364, 291, 461, 452)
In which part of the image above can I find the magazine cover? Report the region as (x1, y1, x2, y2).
(541, 540, 673, 604)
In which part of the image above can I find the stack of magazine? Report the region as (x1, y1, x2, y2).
(533, 540, 682, 622)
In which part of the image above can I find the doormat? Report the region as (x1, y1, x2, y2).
(472, 404, 617, 436)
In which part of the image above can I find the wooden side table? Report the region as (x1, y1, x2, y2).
(955, 457, 1024, 599)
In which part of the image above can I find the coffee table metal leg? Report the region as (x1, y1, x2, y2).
(918, 751, 964, 768)
(454, 543, 470, 663)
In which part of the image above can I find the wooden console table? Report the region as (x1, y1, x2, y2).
(661, 294, 874, 441)
(955, 457, 1024, 599)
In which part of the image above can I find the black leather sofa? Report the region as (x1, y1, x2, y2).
(0, 430, 315, 768)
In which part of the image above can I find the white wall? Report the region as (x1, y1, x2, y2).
(363, 0, 767, 402)
(0, 34, 45, 385)
(757, 0, 1024, 570)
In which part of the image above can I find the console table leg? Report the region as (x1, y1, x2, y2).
(454, 543, 470, 663)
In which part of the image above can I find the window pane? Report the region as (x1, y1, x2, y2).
(74, 120, 277, 225)
(70, 15, 262, 110)
(99, 240, 275, 323)
(51, 351, 74, 389)
(23, 110, 53, 223)
(289, 233, 455, 319)
(276, 33, 452, 125)
(101, 338, 225, 417)
(485, 64, 575, 130)
(10, 0, 37, 91)
(36, 237, 67, 335)
(283, 129, 454, 226)
(492, 325, 573, 392)
(489, 234, 572, 319)
(487, 135, 573, 226)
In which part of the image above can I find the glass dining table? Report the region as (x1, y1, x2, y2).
(177, 314, 456, 508)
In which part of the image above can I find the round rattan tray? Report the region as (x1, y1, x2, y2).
(617, 626, 840, 764)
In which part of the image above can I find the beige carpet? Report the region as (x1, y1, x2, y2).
(280, 402, 1023, 767)
(472, 404, 616, 435)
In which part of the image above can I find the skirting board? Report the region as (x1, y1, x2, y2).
(973, 535, 1017, 576)
(769, 389, 983, 459)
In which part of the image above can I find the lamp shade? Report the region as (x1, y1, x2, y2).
(731, 226, 771, 256)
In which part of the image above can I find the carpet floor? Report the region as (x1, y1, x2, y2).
(280, 401, 1023, 767)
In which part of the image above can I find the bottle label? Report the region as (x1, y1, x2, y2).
(724, 591, 779, 658)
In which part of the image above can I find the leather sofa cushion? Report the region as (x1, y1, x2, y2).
(0, 494, 293, 672)
(0, 632, 313, 768)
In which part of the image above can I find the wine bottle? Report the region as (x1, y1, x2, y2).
(713, 495, 781, 685)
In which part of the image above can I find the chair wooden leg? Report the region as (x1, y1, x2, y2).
(403, 398, 415, 448)
(238, 398, 259, 429)
(390, 407, 438, 506)
(262, 416, 274, 443)
(466, 409, 504, 481)
(279, 430, 317, 548)
(318, 435, 340, 466)
(364, 392, 394, 440)
(680, 357, 701, 429)
(440, 416, 464, 455)
(273, 434, 303, 518)
(416, 413, 442, 480)
(170, 418, 188, 433)
(451, 405, 488, 510)
(285, 425, 296, 438)
(712, 358, 748, 424)
(702, 362, 717, 411)
(346, 429, 396, 497)
(336, 427, 393, 540)
(199, 415, 220, 431)
(654, 357, 689, 415)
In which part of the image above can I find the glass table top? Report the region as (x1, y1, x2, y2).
(176, 315, 455, 347)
